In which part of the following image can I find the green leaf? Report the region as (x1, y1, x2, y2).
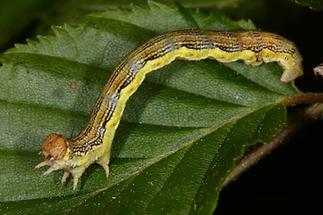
(0, 1, 299, 214)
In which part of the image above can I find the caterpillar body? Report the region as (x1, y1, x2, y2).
(35, 29, 303, 190)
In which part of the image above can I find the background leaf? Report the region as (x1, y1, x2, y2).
(0, 1, 300, 214)
(0, 0, 244, 52)
(290, 0, 323, 10)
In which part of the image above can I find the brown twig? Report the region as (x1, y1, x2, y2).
(283, 93, 323, 106)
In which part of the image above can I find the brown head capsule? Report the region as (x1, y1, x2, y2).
(35, 134, 71, 177)
(40, 134, 69, 160)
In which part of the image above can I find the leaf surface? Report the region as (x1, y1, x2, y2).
(0, 2, 299, 214)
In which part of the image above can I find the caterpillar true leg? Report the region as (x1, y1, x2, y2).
(61, 171, 70, 184)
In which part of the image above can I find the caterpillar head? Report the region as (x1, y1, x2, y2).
(40, 134, 69, 161)
(35, 134, 100, 190)
(35, 134, 73, 185)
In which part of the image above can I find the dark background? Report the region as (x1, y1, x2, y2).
(216, 121, 322, 214)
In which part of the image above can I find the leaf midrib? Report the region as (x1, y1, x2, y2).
(52, 104, 278, 214)
(75, 102, 279, 195)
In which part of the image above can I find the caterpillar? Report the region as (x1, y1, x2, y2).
(35, 29, 303, 190)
